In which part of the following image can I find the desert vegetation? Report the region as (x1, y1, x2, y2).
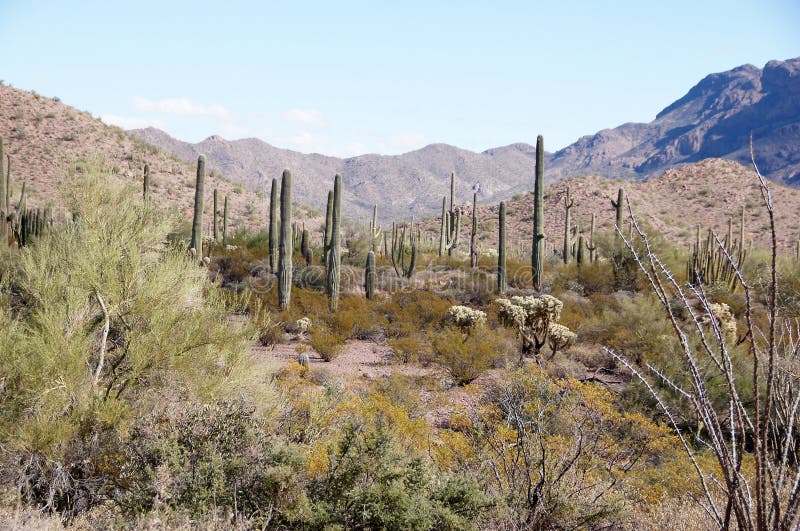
(1, 129, 799, 531)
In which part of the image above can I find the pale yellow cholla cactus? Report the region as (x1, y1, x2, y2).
(548, 323, 577, 356)
(295, 316, 313, 333)
(702, 302, 737, 341)
(446, 305, 487, 332)
(496, 294, 574, 359)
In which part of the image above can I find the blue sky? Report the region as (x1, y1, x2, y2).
(1, 1, 798, 157)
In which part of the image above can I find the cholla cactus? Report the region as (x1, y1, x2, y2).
(446, 305, 487, 331)
(497, 294, 571, 359)
(295, 316, 313, 333)
(701, 302, 737, 340)
(548, 323, 577, 355)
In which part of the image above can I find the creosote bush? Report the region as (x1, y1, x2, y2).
(0, 164, 256, 518)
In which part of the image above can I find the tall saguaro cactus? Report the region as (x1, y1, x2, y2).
(365, 250, 376, 300)
(213, 188, 219, 241)
(0, 136, 4, 212)
(4, 153, 10, 215)
(562, 186, 574, 264)
(323, 190, 334, 266)
(611, 188, 625, 232)
(498, 201, 507, 293)
(0, 137, 4, 242)
(301, 227, 312, 265)
(576, 233, 585, 265)
(531, 135, 545, 290)
(326, 174, 342, 312)
(278, 170, 293, 310)
(143, 163, 150, 203)
(439, 196, 447, 256)
(189, 155, 206, 260)
(369, 204, 381, 252)
(587, 213, 597, 263)
(269, 178, 278, 273)
(222, 195, 228, 243)
(470, 192, 478, 268)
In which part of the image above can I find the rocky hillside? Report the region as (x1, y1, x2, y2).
(133, 57, 800, 221)
(0, 83, 319, 233)
(131, 128, 538, 222)
(420, 158, 800, 254)
(550, 58, 800, 184)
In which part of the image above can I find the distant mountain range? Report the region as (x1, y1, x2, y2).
(131, 57, 800, 220)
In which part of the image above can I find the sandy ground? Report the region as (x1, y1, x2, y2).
(249, 336, 491, 426)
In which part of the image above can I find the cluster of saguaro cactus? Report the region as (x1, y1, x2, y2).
(365, 250, 376, 299)
(439, 172, 461, 256)
(326, 174, 342, 311)
(189, 155, 205, 261)
(498, 201, 506, 293)
(269, 178, 278, 273)
(391, 221, 417, 278)
(13, 207, 49, 247)
(531, 135, 545, 290)
(470, 192, 478, 268)
(687, 207, 748, 291)
(278, 169, 293, 310)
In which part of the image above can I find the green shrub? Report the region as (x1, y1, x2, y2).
(309, 326, 346, 361)
(0, 165, 254, 517)
(118, 399, 308, 524)
(430, 326, 509, 385)
(305, 421, 492, 530)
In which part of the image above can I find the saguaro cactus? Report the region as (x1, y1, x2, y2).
(213, 188, 219, 241)
(611, 188, 625, 232)
(189, 155, 206, 260)
(576, 233, 585, 265)
(0, 137, 4, 242)
(222, 195, 228, 243)
(326, 174, 342, 312)
(532, 135, 545, 290)
(498, 201, 507, 293)
(4, 154, 10, 215)
(562, 186, 574, 264)
(17, 181, 26, 212)
(439, 196, 447, 256)
(301, 227, 312, 265)
(269, 178, 278, 273)
(365, 250, 376, 299)
(0, 136, 4, 213)
(323, 190, 334, 266)
(278, 170, 293, 310)
(369, 204, 381, 252)
(143, 163, 150, 203)
(587, 213, 597, 263)
(470, 192, 478, 268)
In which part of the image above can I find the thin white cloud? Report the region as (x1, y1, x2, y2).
(378, 133, 427, 154)
(283, 108, 326, 126)
(133, 96, 231, 119)
(100, 114, 165, 130)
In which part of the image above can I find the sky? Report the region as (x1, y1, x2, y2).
(1, 1, 798, 157)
